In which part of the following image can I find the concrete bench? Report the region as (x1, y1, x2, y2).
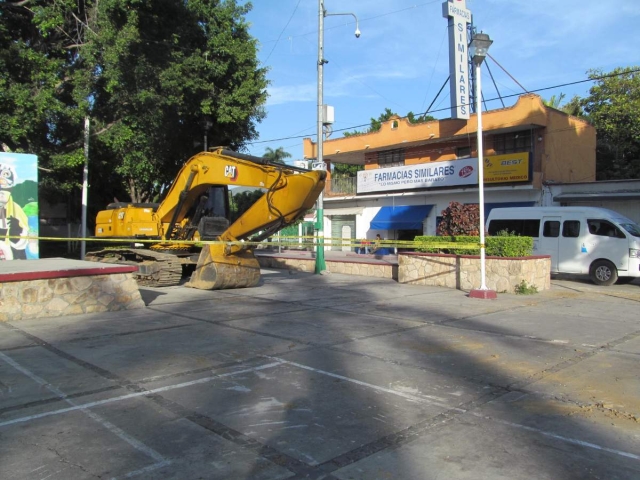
(0, 258, 145, 321)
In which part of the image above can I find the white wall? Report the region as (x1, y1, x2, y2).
(325, 187, 542, 238)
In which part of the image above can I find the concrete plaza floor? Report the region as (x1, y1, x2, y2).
(1, 269, 639, 479)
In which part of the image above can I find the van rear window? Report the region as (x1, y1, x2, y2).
(488, 219, 540, 237)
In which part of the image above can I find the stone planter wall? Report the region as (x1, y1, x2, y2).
(398, 253, 551, 292)
(0, 272, 145, 322)
(256, 255, 397, 279)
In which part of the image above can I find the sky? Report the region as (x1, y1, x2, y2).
(0, 153, 38, 185)
(243, 0, 640, 162)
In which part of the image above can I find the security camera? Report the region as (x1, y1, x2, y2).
(355, 28, 361, 38)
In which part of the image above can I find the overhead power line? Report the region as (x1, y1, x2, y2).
(247, 68, 640, 146)
(263, 0, 302, 63)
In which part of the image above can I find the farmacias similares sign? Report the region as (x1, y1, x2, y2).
(357, 158, 478, 193)
(442, 0, 472, 120)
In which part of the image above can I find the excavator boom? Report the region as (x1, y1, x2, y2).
(91, 149, 326, 289)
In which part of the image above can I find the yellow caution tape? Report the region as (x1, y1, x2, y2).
(5, 235, 479, 251)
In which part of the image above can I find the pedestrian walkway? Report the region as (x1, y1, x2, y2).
(0, 269, 638, 479)
(256, 247, 399, 264)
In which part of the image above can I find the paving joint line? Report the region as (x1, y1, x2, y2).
(509, 328, 640, 391)
(148, 304, 319, 326)
(144, 393, 315, 476)
(63, 323, 198, 344)
(0, 384, 124, 416)
(3, 290, 639, 476)
(0, 351, 170, 473)
(320, 345, 516, 393)
(307, 389, 505, 477)
(0, 331, 311, 476)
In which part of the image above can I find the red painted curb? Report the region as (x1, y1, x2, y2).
(0, 265, 138, 283)
(469, 288, 498, 300)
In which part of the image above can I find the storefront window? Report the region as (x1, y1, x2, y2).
(456, 146, 471, 158)
(377, 149, 405, 167)
(493, 131, 532, 154)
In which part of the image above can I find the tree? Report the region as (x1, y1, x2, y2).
(262, 147, 291, 164)
(0, 0, 268, 208)
(582, 67, 640, 180)
(332, 163, 362, 177)
(369, 108, 397, 133)
(0, 1, 91, 200)
(560, 95, 584, 117)
(543, 93, 566, 109)
(543, 93, 584, 117)
(229, 189, 263, 222)
(343, 108, 435, 137)
(407, 111, 436, 124)
(437, 202, 479, 236)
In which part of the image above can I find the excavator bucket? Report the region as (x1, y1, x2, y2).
(185, 243, 261, 290)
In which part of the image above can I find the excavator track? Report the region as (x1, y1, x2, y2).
(85, 248, 184, 287)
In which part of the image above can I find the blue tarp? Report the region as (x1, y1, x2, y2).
(370, 205, 434, 230)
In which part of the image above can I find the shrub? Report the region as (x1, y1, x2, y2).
(514, 280, 538, 295)
(486, 236, 533, 257)
(414, 235, 533, 257)
(437, 202, 479, 236)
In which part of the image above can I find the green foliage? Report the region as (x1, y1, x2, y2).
(414, 235, 533, 257)
(0, 0, 87, 195)
(514, 280, 538, 295)
(229, 189, 263, 222)
(332, 162, 363, 177)
(487, 236, 533, 257)
(437, 201, 479, 236)
(582, 67, 640, 180)
(407, 111, 435, 124)
(414, 235, 478, 255)
(342, 129, 364, 137)
(262, 147, 291, 165)
(342, 108, 435, 137)
(370, 108, 397, 133)
(543, 93, 566, 109)
(561, 95, 584, 117)
(0, 0, 268, 207)
(543, 93, 584, 117)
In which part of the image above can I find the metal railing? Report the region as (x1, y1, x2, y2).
(326, 176, 356, 196)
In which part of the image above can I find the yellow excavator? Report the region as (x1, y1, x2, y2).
(87, 148, 326, 289)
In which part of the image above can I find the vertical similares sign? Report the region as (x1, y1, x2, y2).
(442, 0, 472, 120)
(0, 153, 39, 260)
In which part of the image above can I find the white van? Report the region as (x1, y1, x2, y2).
(486, 207, 640, 286)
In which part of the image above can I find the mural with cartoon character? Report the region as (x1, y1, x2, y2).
(0, 154, 39, 260)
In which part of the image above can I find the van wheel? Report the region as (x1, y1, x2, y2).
(589, 260, 618, 286)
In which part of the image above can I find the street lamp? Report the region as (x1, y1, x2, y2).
(468, 32, 497, 300)
(315, 0, 360, 274)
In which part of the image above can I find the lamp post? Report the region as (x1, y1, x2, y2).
(315, 0, 360, 274)
(468, 32, 497, 300)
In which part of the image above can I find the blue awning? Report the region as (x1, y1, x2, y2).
(370, 205, 434, 230)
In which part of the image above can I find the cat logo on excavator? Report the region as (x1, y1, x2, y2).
(224, 165, 238, 181)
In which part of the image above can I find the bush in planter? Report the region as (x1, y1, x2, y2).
(414, 234, 533, 257)
(437, 202, 480, 236)
(486, 229, 533, 257)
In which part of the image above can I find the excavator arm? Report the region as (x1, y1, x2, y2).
(153, 149, 324, 246)
(93, 148, 326, 290)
